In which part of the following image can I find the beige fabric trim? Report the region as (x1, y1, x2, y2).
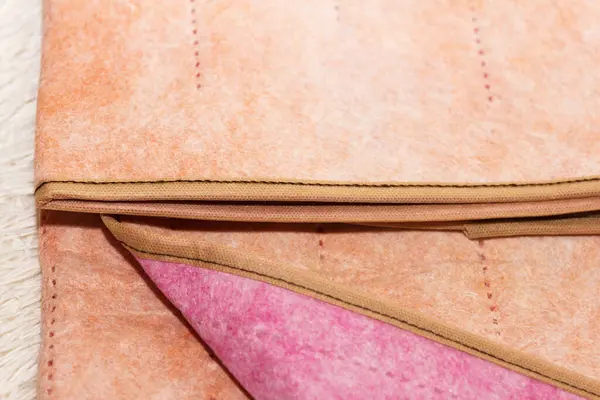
(35, 178, 600, 238)
(42, 199, 600, 238)
(36, 176, 600, 205)
(39, 197, 600, 222)
(463, 215, 600, 238)
(102, 215, 600, 400)
(363, 216, 600, 239)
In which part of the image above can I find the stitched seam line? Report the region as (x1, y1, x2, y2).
(45, 265, 57, 397)
(33, 176, 600, 193)
(471, 7, 494, 103)
(190, 0, 202, 89)
(123, 242, 596, 397)
(317, 224, 325, 269)
(478, 242, 501, 335)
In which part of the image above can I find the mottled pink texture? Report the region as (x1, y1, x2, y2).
(137, 257, 581, 400)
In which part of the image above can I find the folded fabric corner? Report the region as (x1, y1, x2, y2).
(35, 1, 600, 399)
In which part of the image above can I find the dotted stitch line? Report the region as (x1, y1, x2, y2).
(190, 0, 201, 89)
(479, 241, 501, 336)
(317, 224, 326, 266)
(46, 266, 57, 396)
(471, 9, 493, 103)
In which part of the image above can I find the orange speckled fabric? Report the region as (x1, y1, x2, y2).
(35, 0, 600, 399)
(38, 212, 249, 399)
(36, 0, 600, 184)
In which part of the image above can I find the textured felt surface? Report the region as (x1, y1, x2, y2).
(119, 217, 600, 381)
(37, 212, 248, 400)
(139, 256, 582, 400)
(34, 0, 600, 398)
(36, 0, 600, 185)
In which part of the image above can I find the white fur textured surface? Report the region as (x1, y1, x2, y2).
(0, 0, 41, 399)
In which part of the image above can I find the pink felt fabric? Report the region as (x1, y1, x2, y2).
(137, 257, 581, 400)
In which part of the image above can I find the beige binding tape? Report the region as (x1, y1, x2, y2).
(102, 215, 600, 400)
(35, 178, 600, 238)
(38, 197, 600, 222)
(35, 176, 600, 205)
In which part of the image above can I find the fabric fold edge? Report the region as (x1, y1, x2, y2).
(101, 215, 600, 400)
(35, 179, 600, 238)
(35, 177, 600, 204)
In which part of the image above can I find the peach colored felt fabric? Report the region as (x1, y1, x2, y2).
(34, 0, 600, 398)
(37, 211, 248, 400)
(36, 0, 600, 185)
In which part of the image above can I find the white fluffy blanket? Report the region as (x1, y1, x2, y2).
(0, 0, 41, 399)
